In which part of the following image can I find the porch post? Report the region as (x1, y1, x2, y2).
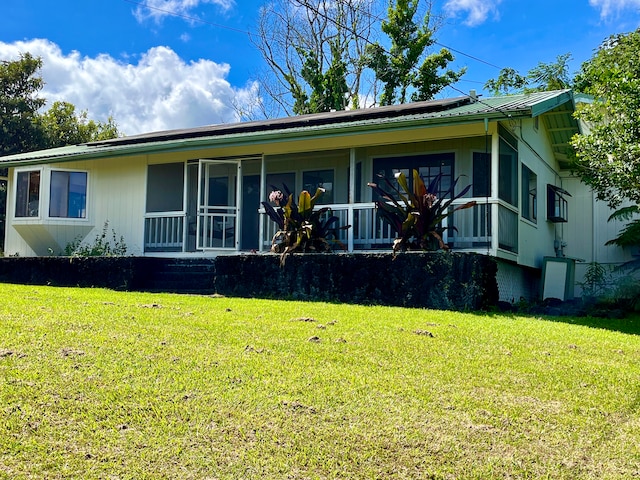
(491, 128, 500, 253)
(348, 148, 356, 252)
(259, 155, 266, 253)
(236, 162, 242, 251)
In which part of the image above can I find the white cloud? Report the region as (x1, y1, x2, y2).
(589, 0, 640, 18)
(133, 0, 235, 23)
(444, 0, 502, 26)
(0, 39, 259, 135)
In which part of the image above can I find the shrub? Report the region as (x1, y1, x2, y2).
(64, 221, 128, 257)
(261, 185, 348, 265)
(368, 169, 476, 254)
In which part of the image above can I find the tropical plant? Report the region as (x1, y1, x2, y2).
(605, 205, 640, 273)
(577, 261, 611, 299)
(261, 185, 348, 264)
(368, 169, 476, 254)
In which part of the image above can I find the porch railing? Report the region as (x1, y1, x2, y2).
(144, 212, 185, 252)
(145, 199, 517, 255)
(260, 199, 507, 253)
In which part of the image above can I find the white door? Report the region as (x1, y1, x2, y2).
(196, 160, 242, 251)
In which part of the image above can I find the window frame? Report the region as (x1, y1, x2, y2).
(49, 169, 89, 219)
(13, 167, 43, 220)
(521, 164, 537, 224)
(12, 166, 90, 223)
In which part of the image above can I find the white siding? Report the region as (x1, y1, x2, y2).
(5, 156, 147, 256)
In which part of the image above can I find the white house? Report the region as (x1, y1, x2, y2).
(0, 89, 633, 301)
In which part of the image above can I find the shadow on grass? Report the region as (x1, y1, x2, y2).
(540, 313, 640, 336)
(485, 310, 640, 336)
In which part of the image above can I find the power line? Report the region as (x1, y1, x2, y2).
(123, 0, 249, 34)
(125, 1, 515, 122)
(125, 0, 506, 72)
(435, 42, 502, 70)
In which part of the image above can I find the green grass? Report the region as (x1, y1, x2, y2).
(1, 284, 639, 479)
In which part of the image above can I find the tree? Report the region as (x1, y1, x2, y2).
(365, 0, 464, 105)
(484, 53, 573, 95)
(251, 0, 377, 116)
(39, 101, 120, 148)
(484, 68, 527, 96)
(571, 30, 640, 209)
(526, 53, 572, 92)
(0, 53, 46, 156)
(0, 53, 120, 252)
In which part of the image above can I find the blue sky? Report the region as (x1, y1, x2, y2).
(1, 0, 639, 135)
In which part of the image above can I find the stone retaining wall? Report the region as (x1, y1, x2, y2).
(0, 252, 498, 310)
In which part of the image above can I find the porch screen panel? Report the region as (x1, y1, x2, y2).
(498, 139, 518, 207)
(146, 163, 184, 212)
(472, 152, 490, 197)
(303, 170, 334, 204)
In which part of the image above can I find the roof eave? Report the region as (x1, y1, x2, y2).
(0, 108, 533, 167)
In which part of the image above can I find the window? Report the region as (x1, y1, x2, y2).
(15, 170, 41, 217)
(49, 171, 87, 218)
(373, 153, 454, 199)
(521, 165, 537, 223)
(547, 184, 570, 223)
(303, 169, 334, 204)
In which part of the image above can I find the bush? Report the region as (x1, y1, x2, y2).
(64, 221, 128, 257)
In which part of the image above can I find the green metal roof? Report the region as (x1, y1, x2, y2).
(0, 89, 579, 167)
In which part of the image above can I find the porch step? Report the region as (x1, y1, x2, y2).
(138, 258, 216, 294)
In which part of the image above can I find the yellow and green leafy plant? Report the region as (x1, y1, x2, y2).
(368, 169, 476, 254)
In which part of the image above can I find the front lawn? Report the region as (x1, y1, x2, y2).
(1, 284, 638, 479)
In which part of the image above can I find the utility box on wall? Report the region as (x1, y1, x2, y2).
(541, 257, 576, 301)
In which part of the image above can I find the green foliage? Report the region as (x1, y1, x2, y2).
(484, 68, 527, 96)
(39, 101, 120, 148)
(484, 53, 572, 95)
(571, 29, 640, 209)
(605, 205, 640, 281)
(577, 261, 611, 299)
(252, 0, 372, 117)
(261, 185, 348, 264)
(0, 53, 120, 156)
(0, 53, 46, 156)
(526, 53, 573, 92)
(606, 205, 640, 249)
(294, 40, 349, 114)
(63, 222, 128, 257)
(364, 0, 464, 105)
(368, 169, 476, 253)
